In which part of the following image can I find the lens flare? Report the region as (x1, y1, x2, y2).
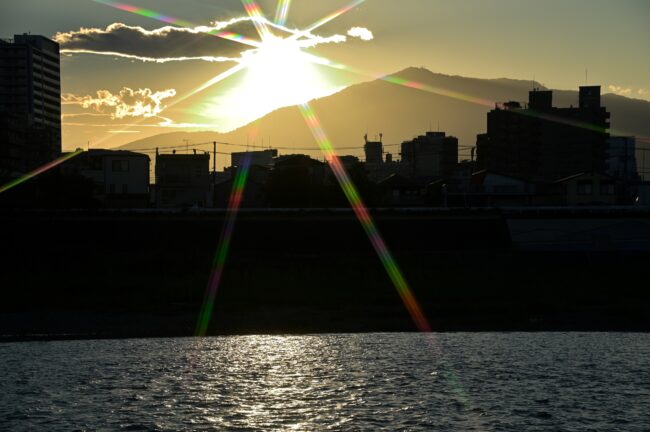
(299, 102, 431, 333)
(93, 0, 259, 47)
(196, 156, 252, 337)
(92, 0, 195, 27)
(308, 55, 650, 143)
(173, 62, 248, 105)
(0, 150, 84, 194)
(274, 0, 292, 26)
(209, 30, 259, 47)
(241, 0, 272, 40)
(384, 72, 648, 140)
(381, 75, 494, 107)
(289, 0, 366, 41)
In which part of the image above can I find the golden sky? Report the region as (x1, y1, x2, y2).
(1, 0, 649, 150)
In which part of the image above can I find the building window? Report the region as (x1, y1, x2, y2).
(577, 180, 593, 195)
(600, 181, 615, 195)
(112, 160, 129, 172)
(109, 184, 115, 194)
(122, 184, 128, 194)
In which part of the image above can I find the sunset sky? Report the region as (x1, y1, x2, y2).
(1, 0, 649, 150)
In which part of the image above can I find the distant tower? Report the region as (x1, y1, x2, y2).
(579, 86, 601, 109)
(364, 133, 383, 164)
(528, 89, 553, 110)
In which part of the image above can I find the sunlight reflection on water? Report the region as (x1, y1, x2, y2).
(1, 333, 649, 431)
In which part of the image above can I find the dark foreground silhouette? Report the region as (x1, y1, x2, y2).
(1, 209, 648, 341)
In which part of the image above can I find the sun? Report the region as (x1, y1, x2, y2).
(242, 35, 336, 103)
(199, 34, 342, 131)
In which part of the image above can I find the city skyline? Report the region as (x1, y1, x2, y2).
(1, 0, 649, 150)
(2, 4, 650, 429)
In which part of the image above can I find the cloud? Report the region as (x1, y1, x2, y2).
(55, 18, 373, 63)
(608, 85, 650, 99)
(61, 49, 235, 64)
(62, 87, 177, 119)
(608, 85, 632, 96)
(61, 113, 110, 119)
(55, 21, 257, 63)
(347, 27, 374, 41)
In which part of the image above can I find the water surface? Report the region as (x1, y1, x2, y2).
(1, 333, 649, 431)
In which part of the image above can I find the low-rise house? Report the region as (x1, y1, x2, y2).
(231, 149, 277, 168)
(155, 151, 211, 208)
(61, 149, 150, 208)
(377, 174, 426, 207)
(468, 170, 536, 207)
(554, 172, 618, 206)
(214, 165, 270, 208)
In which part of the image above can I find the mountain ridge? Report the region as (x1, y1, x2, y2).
(120, 68, 650, 165)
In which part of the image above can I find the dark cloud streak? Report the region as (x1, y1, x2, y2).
(55, 20, 263, 62)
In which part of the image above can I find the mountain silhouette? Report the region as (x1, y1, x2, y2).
(120, 67, 650, 163)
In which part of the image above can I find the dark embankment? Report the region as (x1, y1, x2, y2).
(1, 209, 648, 340)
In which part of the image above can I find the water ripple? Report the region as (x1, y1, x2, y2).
(0, 333, 649, 431)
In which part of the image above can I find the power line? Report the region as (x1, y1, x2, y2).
(127, 140, 650, 165)
(126, 139, 479, 153)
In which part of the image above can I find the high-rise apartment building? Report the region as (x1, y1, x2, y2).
(476, 86, 610, 182)
(0, 34, 61, 176)
(401, 131, 459, 178)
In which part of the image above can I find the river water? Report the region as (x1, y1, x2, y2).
(1, 333, 649, 431)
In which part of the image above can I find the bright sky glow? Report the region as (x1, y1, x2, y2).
(3, 0, 647, 151)
(197, 35, 343, 130)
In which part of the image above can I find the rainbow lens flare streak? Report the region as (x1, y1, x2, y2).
(209, 30, 259, 47)
(311, 55, 649, 143)
(173, 62, 248, 105)
(289, 0, 366, 41)
(382, 75, 649, 141)
(196, 156, 252, 337)
(93, 0, 258, 47)
(92, 0, 195, 27)
(241, 0, 272, 40)
(381, 75, 495, 108)
(298, 103, 431, 333)
(0, 150, 84, 194)
(274, 0, 291, 26)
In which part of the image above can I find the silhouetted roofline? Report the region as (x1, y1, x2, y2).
(554, 171, 614, 183)
(84, 149, 150, 159)
(471, 169, 533, 184)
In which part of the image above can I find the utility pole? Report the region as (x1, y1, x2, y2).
(213, 141, 217, 175)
